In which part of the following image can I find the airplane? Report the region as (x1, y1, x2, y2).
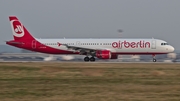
(6, 16, 174, 62)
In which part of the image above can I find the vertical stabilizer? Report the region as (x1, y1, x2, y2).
(9, 16, 35, 41)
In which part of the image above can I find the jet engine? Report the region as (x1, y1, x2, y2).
(96, 50, 118, 59)
(96, 50, 112, 59)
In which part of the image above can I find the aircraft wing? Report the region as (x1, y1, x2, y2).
(61, 44, 104, 53)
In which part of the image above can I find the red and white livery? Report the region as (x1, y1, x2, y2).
(6, 16, 174, 62)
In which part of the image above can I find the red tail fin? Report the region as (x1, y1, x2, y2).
(9, 16, 35, 41)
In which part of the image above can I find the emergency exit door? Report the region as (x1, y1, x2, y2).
(32, 40, 36, 49)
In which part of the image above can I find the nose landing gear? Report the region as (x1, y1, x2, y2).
(152, 54, 157, 62)
(153, 58, 157, 62)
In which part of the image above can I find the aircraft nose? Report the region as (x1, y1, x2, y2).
(169, 46, 175, 52)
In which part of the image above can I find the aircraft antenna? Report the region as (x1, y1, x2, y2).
(118, 29, 123, 38)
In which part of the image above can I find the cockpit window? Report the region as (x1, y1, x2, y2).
(161, 43, 168, 45)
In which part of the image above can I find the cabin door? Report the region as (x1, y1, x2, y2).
(151, 40, 156, 49)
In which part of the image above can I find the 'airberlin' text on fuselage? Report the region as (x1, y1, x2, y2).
(112, 40, 150, 48)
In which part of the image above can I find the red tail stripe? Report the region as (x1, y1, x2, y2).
(9, 16, 18, 21)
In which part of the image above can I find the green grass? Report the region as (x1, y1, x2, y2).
(0, 62, 180, 101)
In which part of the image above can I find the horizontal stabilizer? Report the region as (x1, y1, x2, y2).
(6, 41, 24, 45)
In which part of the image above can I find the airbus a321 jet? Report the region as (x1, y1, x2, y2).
(6, 16, 174, 62)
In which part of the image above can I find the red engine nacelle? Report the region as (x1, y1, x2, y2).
(96, 50, 112, 59)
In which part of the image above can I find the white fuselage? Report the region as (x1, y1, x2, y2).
(36, 38, 174, 54)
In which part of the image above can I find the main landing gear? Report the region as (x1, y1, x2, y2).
(84, 56, 95, 62)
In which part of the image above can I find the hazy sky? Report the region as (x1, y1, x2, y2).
(0, 0, 180, 50)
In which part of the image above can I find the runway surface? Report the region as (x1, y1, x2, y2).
(0, 61, 179, 64)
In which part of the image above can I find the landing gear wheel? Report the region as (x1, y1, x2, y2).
(152, 54, 156, 62)
(153, 59, 157, 62)
(90, 57, 95, 62)
(84, 57, 90, 62)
